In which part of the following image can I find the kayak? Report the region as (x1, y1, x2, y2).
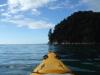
(30, 51, 74, 75)
(31, 73, 73, 75)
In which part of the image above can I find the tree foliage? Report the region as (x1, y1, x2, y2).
(48, 11, 100, 44)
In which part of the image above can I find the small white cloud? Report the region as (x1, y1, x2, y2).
(27, 20, 54, 29)
(32, 9, 41, 16)
(0, 4, 7, 7)
(1, 12, 11, 17)
(49, 5, 63, 10)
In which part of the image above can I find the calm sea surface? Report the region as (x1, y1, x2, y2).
(0, 44, 100, 75)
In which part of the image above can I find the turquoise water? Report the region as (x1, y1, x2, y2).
(0, 44, 100, 75)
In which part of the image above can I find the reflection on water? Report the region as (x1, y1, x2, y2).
(0, 44, 100, 75)
(49, 44, 100, 75)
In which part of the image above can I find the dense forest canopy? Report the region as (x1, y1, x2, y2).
(48, 11, 100, 44)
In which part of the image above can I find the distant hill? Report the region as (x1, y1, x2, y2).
(48, 11, 100, 44)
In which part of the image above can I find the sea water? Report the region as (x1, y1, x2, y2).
(0, 44, 99, 75)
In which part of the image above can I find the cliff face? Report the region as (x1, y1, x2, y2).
(48, 11, 100, 44)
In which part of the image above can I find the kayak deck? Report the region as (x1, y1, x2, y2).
(30, 51, 74, 75)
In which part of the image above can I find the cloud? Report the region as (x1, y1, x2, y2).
(1, 0, 52, 16)
(1, 0, 100, 31)
(0, 4, 7, 7)
(48, 0, 100, 12)
(1, 15, 54, 29)
(32, 9, 41, 16)
(48, 0, 82, 10)
(48, 0, 69, 10)
(82, 0, 100, 11)
(0, 0, 55, 29)
(7, 0, 52, 14)
(1, 12, 11, 17)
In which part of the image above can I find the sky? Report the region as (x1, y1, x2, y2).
(0, 0, 100, 44)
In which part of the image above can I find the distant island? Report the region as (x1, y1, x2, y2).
(48, 11, 100, 44)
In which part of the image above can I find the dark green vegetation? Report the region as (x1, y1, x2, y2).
(48, 11, 100, 44)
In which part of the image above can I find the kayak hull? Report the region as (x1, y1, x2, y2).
(30, 73, 74, 75)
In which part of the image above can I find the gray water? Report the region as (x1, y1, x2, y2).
(0, 44, 100, 75)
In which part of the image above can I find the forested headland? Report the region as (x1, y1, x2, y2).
(48, 11, 100, 44)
